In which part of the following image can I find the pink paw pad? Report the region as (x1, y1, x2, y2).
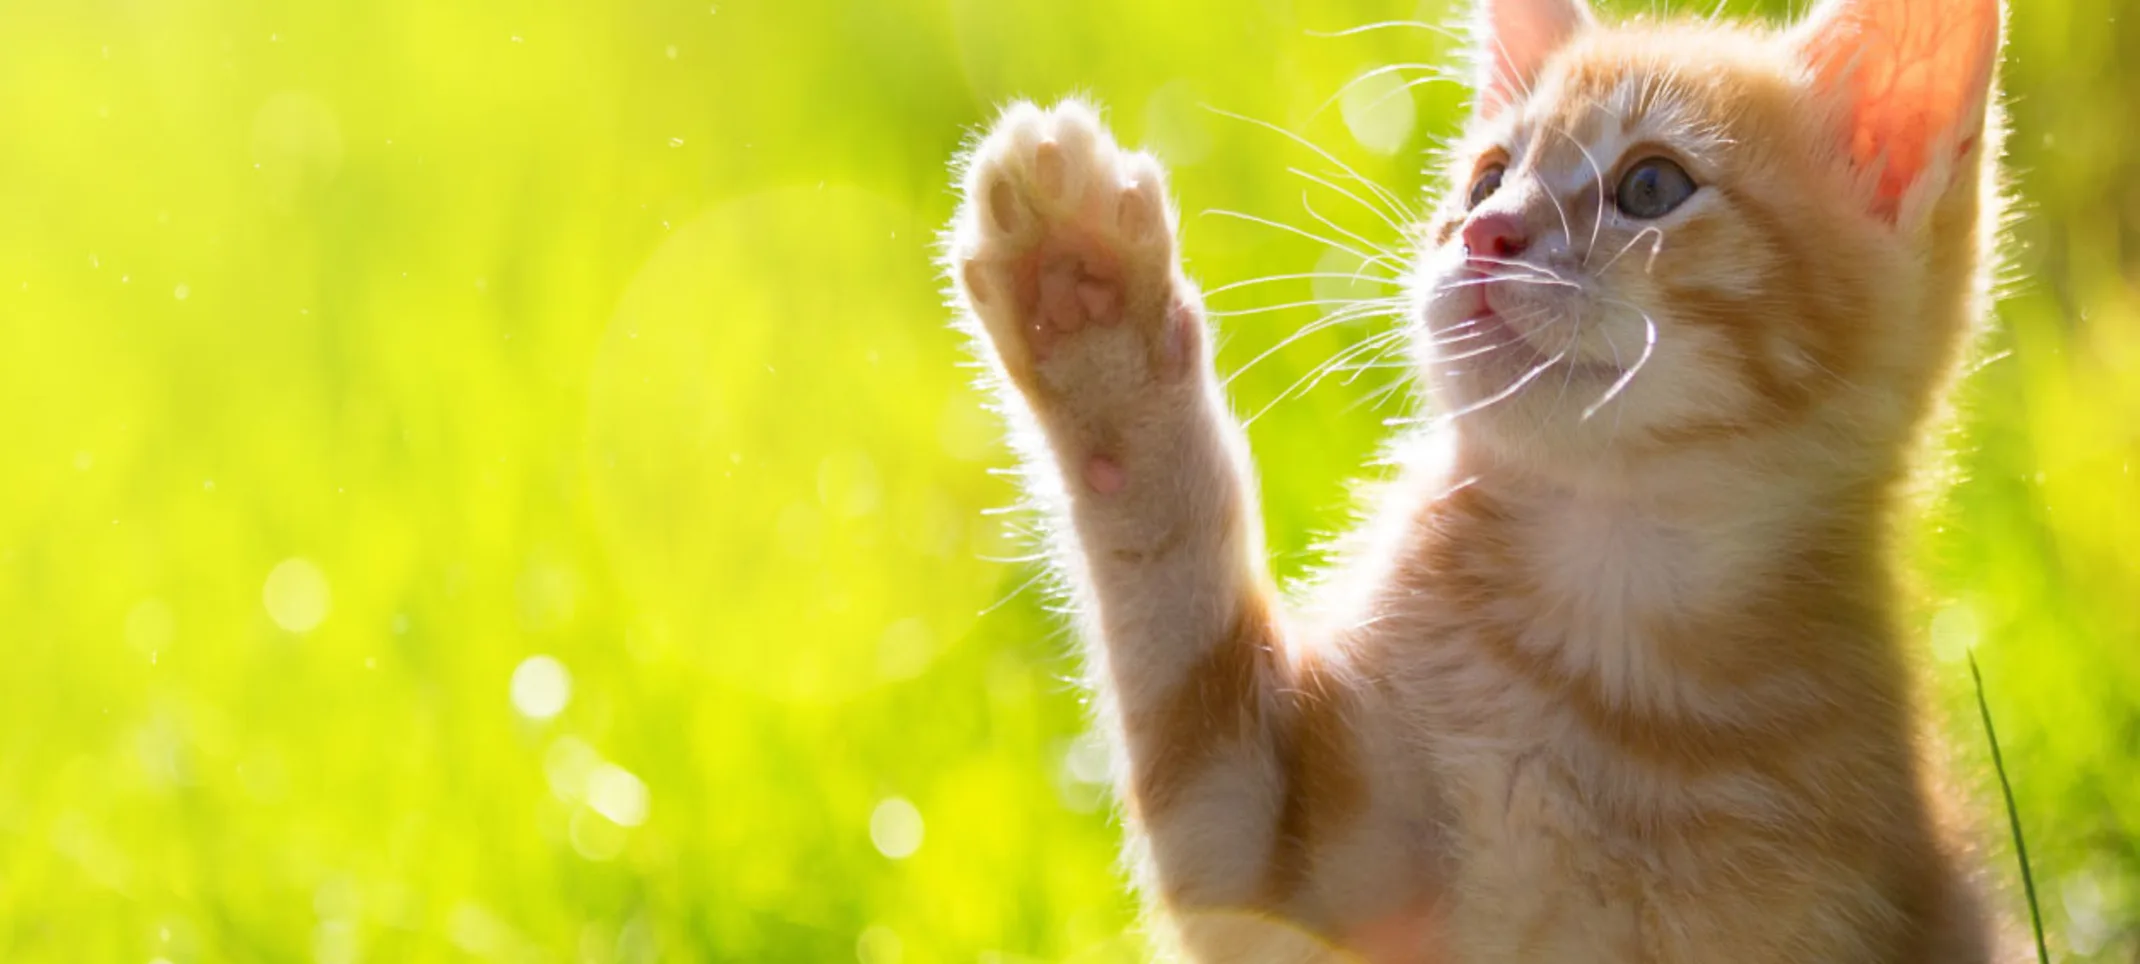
(1083, 455, 1127, 495)
(951, 100, 1184, 389)
(1035, 256, 1121, 330)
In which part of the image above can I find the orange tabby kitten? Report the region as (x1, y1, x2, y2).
(944, 0, 2012, 960)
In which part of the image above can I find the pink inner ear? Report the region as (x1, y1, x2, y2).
(1799, 0, 2001, 220)
(1476, 0, 1592, 115)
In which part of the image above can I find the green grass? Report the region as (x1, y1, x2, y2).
(0, 0, 2135, 960)
(1972, 652, 2052, 964)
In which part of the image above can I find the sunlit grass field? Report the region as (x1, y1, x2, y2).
(1, 0, 2136, 960)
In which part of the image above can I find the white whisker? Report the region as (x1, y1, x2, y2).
(1359, 68, 1464, 117)
(1434, 319, 1562, 364)
(1300, 193, 1404, 268)
(1582, 308, 1657, 421)
(1594, 226, 1665, 275)
(1396, 349, 1570, 427)
(1201, 106, 1412, 224)
(1304, 20, 1465, 41)
(1224, 303, 1409, 385)
(1201, 209, 1408, 271)
(1246, 327, 1410, 426)
(1565, 131, 1611, 269)
(1455, 255, 1578, 285)
(1435, 273, 1580, 293)
(1208, 296, 1407, 318)
(1287, 167, 1415, 240)
(1310, 63, 1458, 121)
(1202, 272, 1403, 298)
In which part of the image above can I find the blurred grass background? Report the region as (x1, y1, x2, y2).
(0, 0, 2134, 960)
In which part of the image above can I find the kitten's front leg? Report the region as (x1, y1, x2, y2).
(947, 101, 1358, 955)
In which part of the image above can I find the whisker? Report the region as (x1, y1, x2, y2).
(1583, 308, 1657, 421)
(1300, 192, 1404, 268)
(1540, 162, 1576, 254)
(1398, 349, 1570, 428)
(1357, 68, 1465, 117)
(1245, 327, 1410, 426)
(1223, 303, 1408, 384)
(1337, 358, 1414, 380)
(1433, 321, 1562, 364)
(1434, 338, 1524, 365)
(1202, 272, 1404, 299)
(1433, 274, 1579, 293)
(1201, 106, 1413, 224)
(1304, 327, 1411, 389)
(1564, 131, 1611, 269)
(1286, 167, 1415, 240)
(1482, 30, 1538, 105)
(1348, 371, 1420, 415)
(1454, 254, 1578, 285)
(978, 566, 1054, 617)
(1423, 322, 1496, 348)
(1304, 20, 1465, 41)
(1248, 330, 1405, 414)
(1547, 304, 1593, 417)
(1603, 312, 1630, 437)
(1594, 226, 1665, 275)
(1208, 296, 1408, 318)
(1337, 322, 1425, 387)
(1201, 208, 1408, 270)
(1310, 63, 1456, 121)
(1429, 308, 1560, 361)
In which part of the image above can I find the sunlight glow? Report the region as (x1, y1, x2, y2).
(588, 763, 649, 828)
(869, 797, 923, 860)
(262, 558, 330, 634)
(1341, 67, 1416, 156)
(509, 655, 572, 721)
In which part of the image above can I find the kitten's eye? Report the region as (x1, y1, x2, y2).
(1615, 157, 1697, 219)
(1467, 163, 1506, 210)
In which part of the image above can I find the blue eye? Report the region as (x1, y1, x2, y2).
(1615, 157, 1697, 219)
(1468, 163, 1506, 210)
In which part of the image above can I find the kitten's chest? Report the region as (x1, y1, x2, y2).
(1397, 498, 1743, 719)
(1413, 733, 1755, 964)
(1363, 497, 1832, 961)
(1520, 497, 1715, 628)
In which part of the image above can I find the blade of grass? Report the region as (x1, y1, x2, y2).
(1969, 649, 2051, 964)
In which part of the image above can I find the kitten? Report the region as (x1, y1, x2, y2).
(943, 0, 2013, 960)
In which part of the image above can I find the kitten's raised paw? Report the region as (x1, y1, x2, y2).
(949, 100, 1200, 411)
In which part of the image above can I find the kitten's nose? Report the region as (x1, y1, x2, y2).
(1463, 211, 1529, 260)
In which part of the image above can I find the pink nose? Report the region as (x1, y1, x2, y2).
(1463, 211, 1529, 260)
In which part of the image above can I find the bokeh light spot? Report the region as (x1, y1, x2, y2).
(869, 797, 923, 860)
(262, 558, 331, 634)
(856, 924, 904, 964)
(1340, 66, 1415, 156)
(587, 763, 649, 827)
(510, 655, 572, 721)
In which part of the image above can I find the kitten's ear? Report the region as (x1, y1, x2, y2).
(1472, 0, 1593, 116)
(1793, 0, 2003, 222)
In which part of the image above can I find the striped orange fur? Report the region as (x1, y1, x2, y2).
(943, 0, 2015, 959)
